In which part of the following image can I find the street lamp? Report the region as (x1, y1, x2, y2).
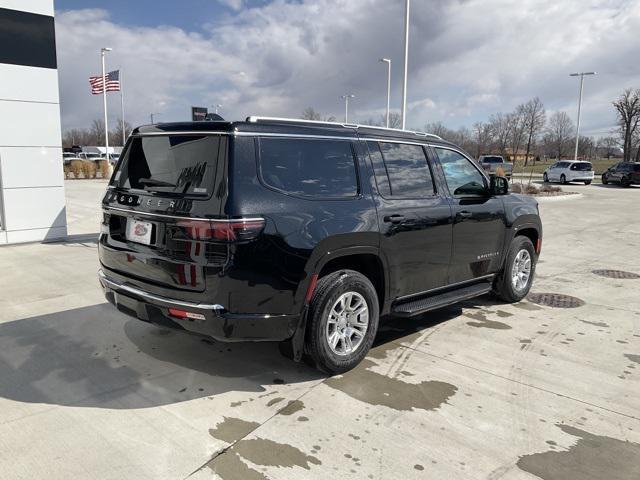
(150, 112, 162, 124)
(400, 0, 410, 130)
(379, 58, 391, 128)
(340, 94, 355, 123)
(569, 71, 596, 161)
(100, 47, 112, 161)
(211, 104, 222, 115)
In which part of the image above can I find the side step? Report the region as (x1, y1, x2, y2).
(392, 281, 493, 317)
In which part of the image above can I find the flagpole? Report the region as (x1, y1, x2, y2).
(120, 69, 125, 146)
(100, 47, 112, 162)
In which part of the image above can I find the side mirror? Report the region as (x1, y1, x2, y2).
(490, 175, 509, 195)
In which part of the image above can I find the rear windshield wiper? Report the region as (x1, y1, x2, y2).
(138, 177, 176, 189)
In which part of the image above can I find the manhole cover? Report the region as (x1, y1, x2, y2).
(527, 293, 585, 308)
(592, 269, 640, 279)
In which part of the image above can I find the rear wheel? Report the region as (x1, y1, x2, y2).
(493, 236, 537, 303)
(622, 176, 631, 188)
(305, 270, 379, 374)
(584, 180, 592, 185)
(542, 173, 549, 183)
(560, 174, 567, 185)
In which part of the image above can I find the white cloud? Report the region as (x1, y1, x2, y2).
(55, 0, 640, 137)
(218, 0, 244, 11)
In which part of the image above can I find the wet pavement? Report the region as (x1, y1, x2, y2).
(0, 180, 638, 479)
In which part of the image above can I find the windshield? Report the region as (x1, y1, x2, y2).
(571, 162, 592, 171)
(482, 156, 503, 163)
(111, 134, 226, 197)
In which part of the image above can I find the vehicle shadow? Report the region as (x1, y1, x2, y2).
(0, 299, 485, 411)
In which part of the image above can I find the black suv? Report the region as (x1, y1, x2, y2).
(602, 162, 640, 187)
(99, 117, 542, 373)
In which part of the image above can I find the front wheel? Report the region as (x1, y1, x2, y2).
(543, 173, 549, 183)
(305, 270, 379, 374)
(493, 236, 537, 303)
(602, 174, 608, 185)
(584, 180, 592, 185)
(560, 174, 567, 185)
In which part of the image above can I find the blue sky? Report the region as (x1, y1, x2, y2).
(53, 0, 640, 138)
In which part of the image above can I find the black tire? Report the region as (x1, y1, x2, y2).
(560, 174, 567, 185)
(584, 180, 592, 185)
(305, 270, 379, 374)
(493, 236, 537, 303)
(601, 174, 608, 185)
(622, 176, 631, 188)
(543, 173, 549, 183)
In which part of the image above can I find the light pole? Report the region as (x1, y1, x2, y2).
(401, 0, 410, 130)
(211, 104, 222, 115)
(340, 94, 355, 123)
(150, 112, 161, 124)
(380, 58, 391, 128)
(100, 47, 112, 161)
(570, 71, 596, 161)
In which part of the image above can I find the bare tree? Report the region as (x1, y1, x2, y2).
(488, 113, 511, 157)
(110, 119, 133, 146)
(577, 136, 595, 159)
(613, 89, 640, 162)
(473, 121, 492, 158)
(521, 97, 546, 166)
(544, 112, 575, 159)
(597, 136, 618, 159)
(508, 106, 528, 164)
(301, 107, 322, 120)
(388, 112, 402, 129)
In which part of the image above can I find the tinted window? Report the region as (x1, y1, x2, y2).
(633, 164, 640, 172)
(482, 156, 503, 163)
(436, 148, 487, 195)
(0, 8, 57, 69)
(377, 142, 434, 197)
(571, 162, 592, 171)
(367, 142, 391, 197)
(112, 135, 225, 197)
(259, 138, 357, 198)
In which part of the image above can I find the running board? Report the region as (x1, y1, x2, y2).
(392, 281, 493, 317)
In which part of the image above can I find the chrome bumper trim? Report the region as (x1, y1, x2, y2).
(98, 269, 224, 311)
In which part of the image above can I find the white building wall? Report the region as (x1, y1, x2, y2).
(0, 0, 66, 244)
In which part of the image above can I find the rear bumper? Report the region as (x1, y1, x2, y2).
(98, 270, 299, 342)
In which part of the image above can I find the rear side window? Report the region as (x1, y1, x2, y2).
(112, 135, 225, 197)
(633, 164, 640, 172)
(259, 138, 358, 198)
(373, 142, 435, 198)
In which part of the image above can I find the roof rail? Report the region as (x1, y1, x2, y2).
(245, 116, 442, 140)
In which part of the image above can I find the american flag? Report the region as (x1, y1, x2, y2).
(89, 70, 121, 94)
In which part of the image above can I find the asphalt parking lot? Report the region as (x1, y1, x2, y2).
(0, 180, 638, 480)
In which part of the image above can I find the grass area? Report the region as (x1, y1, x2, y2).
(511, 158, 618, 175)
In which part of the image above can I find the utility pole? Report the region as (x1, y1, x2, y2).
(380, 58, 391, 128)
(100, 47, 112, 160)
(340, 94, 355, 123)
(400, 0, 410, 130)
(570, 71, 596, 161)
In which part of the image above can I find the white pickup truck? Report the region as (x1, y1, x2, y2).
(478, 155, 513, 178)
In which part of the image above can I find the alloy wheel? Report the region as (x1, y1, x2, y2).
(325, 292, 369, 356)
(511, 249, 532, 292)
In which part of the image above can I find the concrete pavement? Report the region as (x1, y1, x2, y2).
(0, 180, 638, 479)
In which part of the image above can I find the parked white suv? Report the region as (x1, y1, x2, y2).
(543, 161, 594, 185)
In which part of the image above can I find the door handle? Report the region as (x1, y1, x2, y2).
(457, 210, 472, 219)
(383, 214, 405, 224)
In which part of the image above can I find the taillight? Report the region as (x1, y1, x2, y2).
(175, 217, 265, 243)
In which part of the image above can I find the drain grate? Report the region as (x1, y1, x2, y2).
(592, 269, 640, 280)
(527, 293, 585, 308)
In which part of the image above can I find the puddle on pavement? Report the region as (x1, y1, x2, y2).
(209, 417, 260, 443)
(580, 320, 610, 328)
(266, 397, 285, 407)
(465, 311, 512, 330)
(208, 436, 321, 479)
(326, 358, 457, 411)
(517, 424, 640, 480)
(624, 354, 640, 364)
(279, 399, 304, 416)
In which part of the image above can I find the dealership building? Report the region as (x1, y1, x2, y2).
(0, 0, 67, 244)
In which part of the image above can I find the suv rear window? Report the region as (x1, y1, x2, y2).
(258, 138, 358, 198)
(112, 135, 225, 197)
(482, 156, 503, 163)
(571, 162, 592, 171)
